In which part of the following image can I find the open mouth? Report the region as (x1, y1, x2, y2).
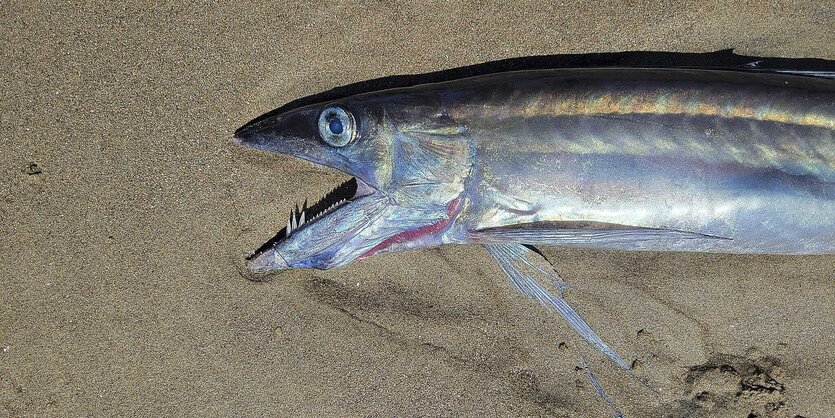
(245, 176, 376, 271)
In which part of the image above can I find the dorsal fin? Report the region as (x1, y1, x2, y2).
(739, 57, 835, 79)
(238, 50, 835, 134)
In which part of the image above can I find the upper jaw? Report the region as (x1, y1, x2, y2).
(233, 108, 356, 174)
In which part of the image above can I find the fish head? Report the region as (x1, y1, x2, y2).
(235, 91, 473, 273)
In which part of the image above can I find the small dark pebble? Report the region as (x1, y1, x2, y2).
(26, 163, 42, 175)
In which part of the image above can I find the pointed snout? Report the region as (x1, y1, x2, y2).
(233, 108, 314, 153)
(232, 106, 360, 182)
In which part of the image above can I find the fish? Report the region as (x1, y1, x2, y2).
(233, 65, 835, 396)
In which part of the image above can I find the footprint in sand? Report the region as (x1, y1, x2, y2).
(660, 350, 792, 418)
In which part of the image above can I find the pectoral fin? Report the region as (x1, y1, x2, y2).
(483, 243, 630, 370)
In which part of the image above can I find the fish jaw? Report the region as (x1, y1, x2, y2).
(246, 246, 289, 273)
(234, 103, 394, 273)
(234, 104, 390, 191)
(233, 107, 360, 182)
(242, 175, 386, 273)
(235, 92, 476, 273)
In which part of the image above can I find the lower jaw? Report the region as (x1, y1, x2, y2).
(359, 196, 463, 259)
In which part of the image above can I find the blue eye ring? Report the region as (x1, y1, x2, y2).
(318, 106, 355, 147)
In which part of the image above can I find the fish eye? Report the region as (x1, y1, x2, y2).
(318, 106, 355, 147)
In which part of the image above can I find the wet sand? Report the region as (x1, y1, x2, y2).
(2, 2, 834, 417)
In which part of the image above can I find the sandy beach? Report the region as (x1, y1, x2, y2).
(2, 2, 834, 416)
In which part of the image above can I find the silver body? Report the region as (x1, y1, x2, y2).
(237, 68, 835, 272)
(432, 70, 835, 254)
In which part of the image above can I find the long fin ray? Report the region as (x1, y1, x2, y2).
(484, 243, 630, 370)
(473, 222, 730, 250)
(580, 357, 626, 418)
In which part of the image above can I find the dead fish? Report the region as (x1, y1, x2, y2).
(234, 67, 835, 379)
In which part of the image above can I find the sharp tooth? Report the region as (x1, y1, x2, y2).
(299, 211, 305, 225)
(291, 213, 298, 230)
(287, 218, 292, 234)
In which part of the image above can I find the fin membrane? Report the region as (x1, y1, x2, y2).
(484, 243, 630, 370)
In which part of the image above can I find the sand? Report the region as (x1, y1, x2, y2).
(2, 2, 834, 417)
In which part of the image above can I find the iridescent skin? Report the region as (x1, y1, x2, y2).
(235, 68, 835, 272)
(447, 69, 835, 254)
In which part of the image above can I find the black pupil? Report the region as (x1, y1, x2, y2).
(328, 117, 343, 135)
